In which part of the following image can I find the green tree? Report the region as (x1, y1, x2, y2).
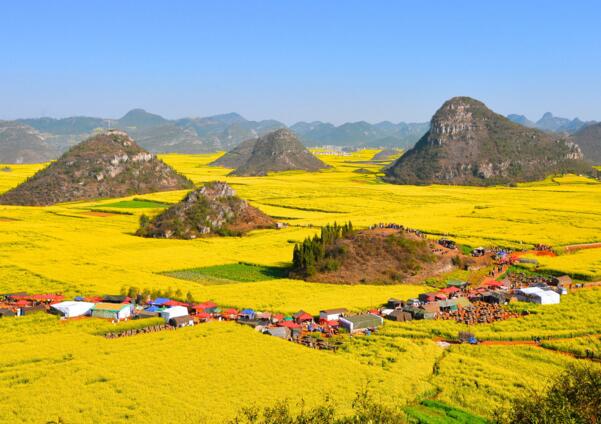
(495, 363, 601, 424)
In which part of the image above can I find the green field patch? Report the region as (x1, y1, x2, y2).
(404, 400, 489, 424)
(96, 199, 170, 209)
(162, 262, 289, 284)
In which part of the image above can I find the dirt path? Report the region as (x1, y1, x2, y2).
(563, 242, 601, 252)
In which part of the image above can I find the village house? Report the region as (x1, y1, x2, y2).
(91, 303, 132, 320)
(386, 298, 404, 309)
(339, 313, 383, 333)
(169, 315, 194, 328)
(516, 287, 560, 305)
(387, 309, 412, 322)
(49, 301, 95, 318)
(293, 310, 314, 324)
(319, 308, 347, 321)
(264, 326, 290, 339)
(160, 306, 189, 322)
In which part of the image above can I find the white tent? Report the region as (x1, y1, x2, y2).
(517, 287, 560, 305)
(160, 306, 189, 322)
(50, 301, 96, 318)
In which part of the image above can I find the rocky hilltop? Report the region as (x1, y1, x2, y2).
(573, 123, 601, 165)
(290, 223, 470, 284)
(0, 121, 57, 163)
(209, 138, 257, 168)
(385, 97, 592, 186)
(0, 130, 193, 206)
(229, 129, 329, 176)
(136, 181, 274, 239)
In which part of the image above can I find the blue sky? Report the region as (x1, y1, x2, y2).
(1, 0, 600, 124)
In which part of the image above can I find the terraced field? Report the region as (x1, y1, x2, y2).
(1, 150, 600, 422)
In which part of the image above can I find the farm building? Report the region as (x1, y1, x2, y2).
(387, 309, 412, 322)
(339, 314, 383, 333)
(264, 326, 290, 339)
(136, 310, 160, 319)
(50, 301, 95, 318)
(21, 304, 47, 315)
(447, 280, 468, 289)
(481, 291, 507, 305)
(160, 306, 189, 322)
(438, 299, 458, 312)
(151, 297, 171, 306)
(239, 308, 255, 320)
(440, 286, 461, 297)
(386, 298, 404, 309)
(169, 315, 194, 327)
(319, 308, 347, 321)
(293, 310, 314, 324)
(91, 303, 132, 320)
(222, 308, 238, 320)
(516, 287, 560, 305)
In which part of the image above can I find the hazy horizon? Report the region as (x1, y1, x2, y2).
(2, 0, 600, 125)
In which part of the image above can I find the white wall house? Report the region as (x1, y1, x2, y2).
(319, 308, 348, 321)
(517, 287, 560, 305)
(160, 306, 189, 322)
(50, 301, 96, 318)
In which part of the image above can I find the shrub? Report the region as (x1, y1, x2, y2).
(494, 363, 601, 423)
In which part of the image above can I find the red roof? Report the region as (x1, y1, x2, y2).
(482, 278, 504, 288)
(193, 301, 217, 310)
(15, 300, 29, 307)
(85, 296, 103, 303)
(326, 320, 340, 326)
(272, 313, 284, 321)
(294, 312, 313, 322)
(164, 300, 188, 307)
(440, 287, 460, 294)
(434, 293, 448, 300)
(222, 308, 238, 315)
(278, 321, 301, 329)
(196, 312, 211, 319)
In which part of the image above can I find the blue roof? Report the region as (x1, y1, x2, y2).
(241, 308, 255, 314)
(145, 305, 161, 312)
(74, 296, 85, 301)
(152, 297, 171, 305)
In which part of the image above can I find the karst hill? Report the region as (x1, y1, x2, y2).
(136, 181, 274, 239)
(227, 129, 330, 176)
(384, 97, 592, 186)
(0, 130, 193, 206)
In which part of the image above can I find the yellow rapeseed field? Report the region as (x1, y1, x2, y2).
(1, 151, 601, 422)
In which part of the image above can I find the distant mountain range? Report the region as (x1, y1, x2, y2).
(2, 108, 599, 165)
(0, 109, 430, 163)
(506, 112, 596, 134)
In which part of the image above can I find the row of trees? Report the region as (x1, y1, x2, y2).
(292, 222, 353, 276)
(119, 285, 195, 304)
